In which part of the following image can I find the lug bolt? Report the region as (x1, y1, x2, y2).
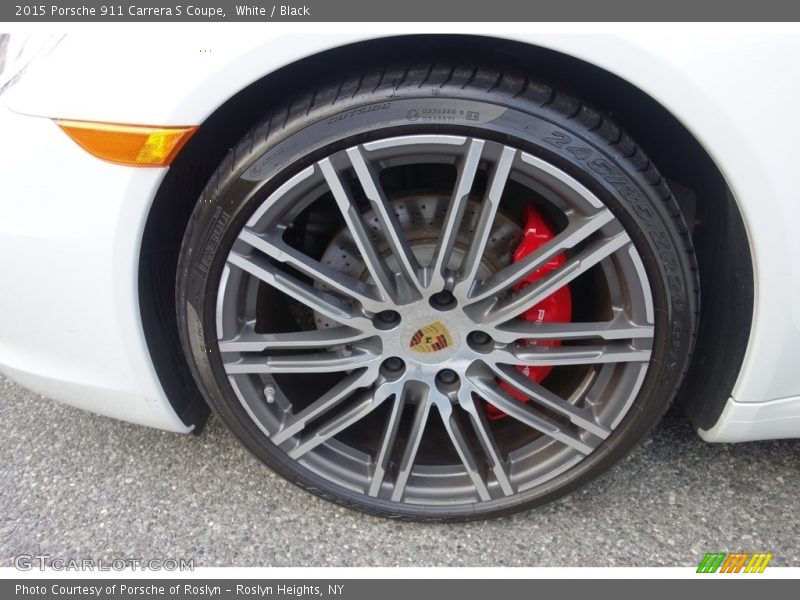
(383, 357, 405, 372)
(374, 310, 401, 330)
(469, 331, 491, 345)
(432, 291, 452, 304)
(437, 369, 458, 384)
(429, 290, 457, 310)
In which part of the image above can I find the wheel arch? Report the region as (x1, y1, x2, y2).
(138, 33, 753, 432)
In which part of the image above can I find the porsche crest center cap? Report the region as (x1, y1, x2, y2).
(409, 321, 454, 354)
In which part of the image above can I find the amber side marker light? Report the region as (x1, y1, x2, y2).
(56, 119, 198, 167)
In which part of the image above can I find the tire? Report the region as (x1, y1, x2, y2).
(176, 63, 699, 521)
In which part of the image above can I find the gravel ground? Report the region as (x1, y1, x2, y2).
(1, 373, 798, 567)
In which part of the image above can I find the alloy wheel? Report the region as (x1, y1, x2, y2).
(214, 134, 654, 506)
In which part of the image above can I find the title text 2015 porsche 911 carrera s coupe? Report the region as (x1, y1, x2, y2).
(1, 27, 799, 520)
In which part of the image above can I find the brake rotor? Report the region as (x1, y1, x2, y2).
(315, 194, 523, 329)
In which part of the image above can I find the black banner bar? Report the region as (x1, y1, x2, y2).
(3, 0, 800, 22)
(5, 579, 800, 600)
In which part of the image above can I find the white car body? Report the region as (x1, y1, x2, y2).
(1, 24, 799, 442)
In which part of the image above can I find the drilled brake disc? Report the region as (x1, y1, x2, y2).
(315, 194, 523, 329)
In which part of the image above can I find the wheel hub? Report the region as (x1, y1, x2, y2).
(318, 193, 574, 418)
(408, 320, 454, 355)
(400, 318, 460, 366)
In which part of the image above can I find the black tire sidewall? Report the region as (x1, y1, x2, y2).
(177, 87, 696, 521)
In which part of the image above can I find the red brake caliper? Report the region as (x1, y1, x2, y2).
(488, 204, 573, 420)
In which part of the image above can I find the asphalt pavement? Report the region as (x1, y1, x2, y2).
(1, 373, 798, 567)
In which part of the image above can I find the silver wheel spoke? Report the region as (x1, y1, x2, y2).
(319, 158, 398, 303)
(457, 389, 514, 496)
(491, 316, 654, 344)
(223, 347, 379, 375)
(367, 380, 407, 498)
(238, 229, 385, 312)
(454, 145, 517, 294)
(488, 363, 609, 439)
(272, 369, 376, 445)
(347, 146, 425, 297)
(469, 377, 596, 455)
(219, 325, 369, 353)
(227, 251, 371, 328)
(471, 231, 631, 325)
(288, 385, 388, 459)
(390, 391, 432, 502)
(436, 398, 492, 502)
(489, 343, 651, 367)
(427, 139, 485, 289)
(467, 210, 614, 302)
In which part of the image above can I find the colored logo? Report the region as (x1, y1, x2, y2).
(697, 552, 773, 573)
(409, 321, 453, 353)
